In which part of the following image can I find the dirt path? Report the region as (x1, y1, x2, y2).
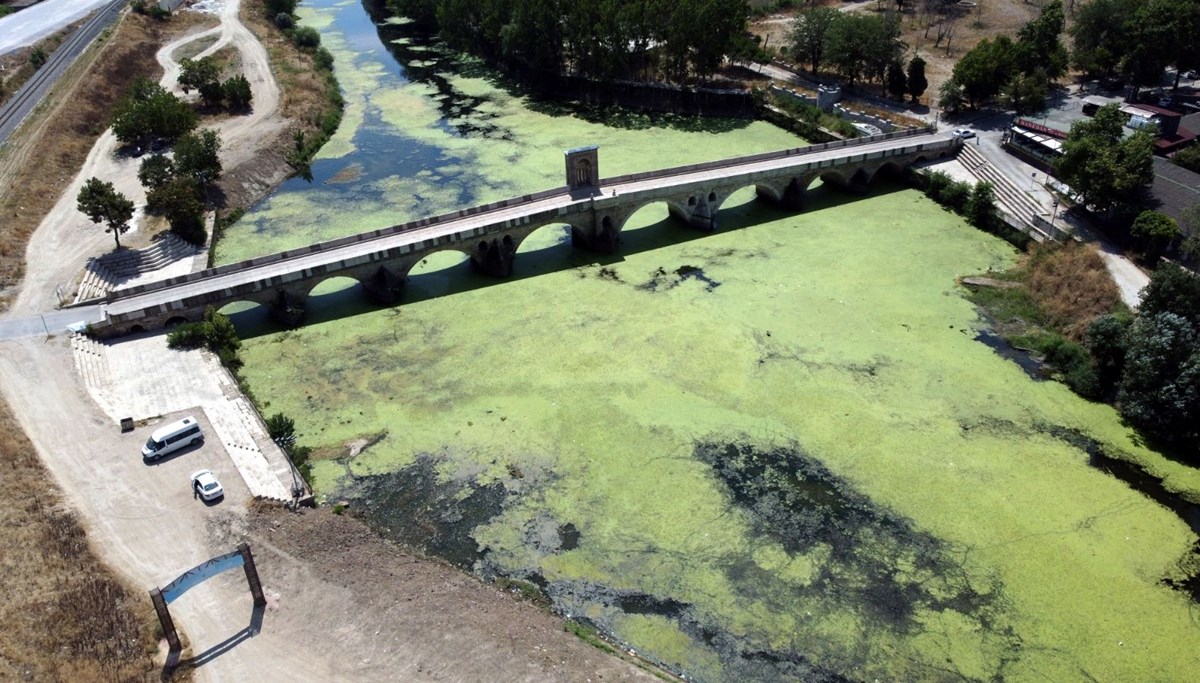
(9, 0, 283, 317)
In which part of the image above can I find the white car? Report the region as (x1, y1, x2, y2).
(953, 128, 976, 139)
(190, 469, 224, 501)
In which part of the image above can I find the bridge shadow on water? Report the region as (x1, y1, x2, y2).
(222, 180, 911, 340)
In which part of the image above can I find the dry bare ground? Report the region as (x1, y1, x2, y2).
(0, 400, 164, 682)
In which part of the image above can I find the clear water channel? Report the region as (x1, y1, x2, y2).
(216, 0, 1200, 679)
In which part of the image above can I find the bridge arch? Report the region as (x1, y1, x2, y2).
(872, 161, 903, 181)
(711, 182, 787, 213)
(616, 198, 691, 234)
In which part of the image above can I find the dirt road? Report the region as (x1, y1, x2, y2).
(1, 3, 653, 680)
(10, 0, 283, 317)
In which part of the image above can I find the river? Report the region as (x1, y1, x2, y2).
(216, 1, 1200, 680)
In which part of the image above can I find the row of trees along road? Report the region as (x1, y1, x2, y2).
(387, 0, 751, 82)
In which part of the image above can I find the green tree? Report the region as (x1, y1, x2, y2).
(1120, 0, 1180, 92)
(137, 154, 174, 192)
(178, 57, 222, 105)
(265, 0, 298, 16)
(293, 26, 321, 49)
(906, 55, 928, 103)
(265, 413, 298, 450)
(1171, 145, 1200, 174)
(1180, 204, 1200, 261)
(1085, 313, 1133, 397)
(1054, 103, 1154, 215)
(76, 178, 135, 250)
(1014, 0, 1068, 79)
(937, 78, 965, 112)
(173, 129, 222, 189)
(826, 14, 903, 86)
(222, 75, 253, 110)
(950, 36, 1016, 108)
(1117, 312, 1200, 449)
(1139, 261, 1200, 326)
(788, 7, 840, 75)
(885, 59, 907, 101)
(965, 181, 997, 228)
(147, 177, 206, 244)
(1002, 71, 1050, 114)
(110, 78, 197, 144)
(1070, 0, 1139, 76)
(1130, 210, 1179, 261)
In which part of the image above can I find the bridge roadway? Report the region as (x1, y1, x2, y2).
(92, 129, 955, 336)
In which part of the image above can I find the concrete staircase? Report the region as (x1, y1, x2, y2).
(957, 144, 1053, 242)
(74, 234, 202, 303)
(71, 334, 113, 395)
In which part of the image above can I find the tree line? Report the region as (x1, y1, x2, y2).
(787, 9, 926, 102)
(386, 0, 750, 82)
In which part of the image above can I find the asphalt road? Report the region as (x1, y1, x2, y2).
(0, 304, 103, 340)
(0, 0, 125, 144)
(0, 0, 115, 54)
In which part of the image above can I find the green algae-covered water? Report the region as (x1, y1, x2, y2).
(220, 1, 1200, 679)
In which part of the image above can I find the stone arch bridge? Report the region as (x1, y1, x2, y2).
(90, 128, 957, 337)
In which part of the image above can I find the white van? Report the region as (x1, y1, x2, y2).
(142, 416, 203, 461)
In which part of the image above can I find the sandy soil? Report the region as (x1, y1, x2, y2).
(0, 2, 655, 680)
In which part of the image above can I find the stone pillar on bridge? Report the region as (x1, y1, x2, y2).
(471, 235, 518, 277)
(682, 192, 717, 232)
(565, 146, 599, 191)
(270, 289, 306, 328)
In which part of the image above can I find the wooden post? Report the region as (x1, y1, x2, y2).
(238, 543, 266, 607)
(149, 588, 181, 652)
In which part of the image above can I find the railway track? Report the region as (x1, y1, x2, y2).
(0, 0, 126, 144)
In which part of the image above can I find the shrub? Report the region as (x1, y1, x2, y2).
(166, 307, 240, 360)
(314, 47, 335, 71)
(936, 180, 971, 212)
(222, 75, 253, 110)
(1085, 313, 1131, 397)
(965, 181, 997, 229)
(166, 322, 207, 349)
(29, 47, 47, 70)
(274, 12, 295, 29)
(293, 26, 321, 49)
(1043, 336, 1101, 398)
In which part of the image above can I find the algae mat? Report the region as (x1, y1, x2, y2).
(222, 0, 1200, 679)
(238, 186, 1200, 681)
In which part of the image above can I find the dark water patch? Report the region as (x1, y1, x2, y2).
(639, 265, 721, 293)
(542, 578, 854, 682)
(558, 523, 580, 551)
(337, 454, 509, 568)
(1036, 424, 1200, 536)
(975, 329, 1048, 380)
(694, 439, 1015, 667)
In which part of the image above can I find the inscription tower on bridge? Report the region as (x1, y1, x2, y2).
(565, 145, 599, 190)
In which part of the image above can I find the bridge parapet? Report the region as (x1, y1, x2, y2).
(90, 131, 955, 338)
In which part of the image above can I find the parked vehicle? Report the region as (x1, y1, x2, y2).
(142, 416, 203, 461)
(190, 469, 224, 501)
